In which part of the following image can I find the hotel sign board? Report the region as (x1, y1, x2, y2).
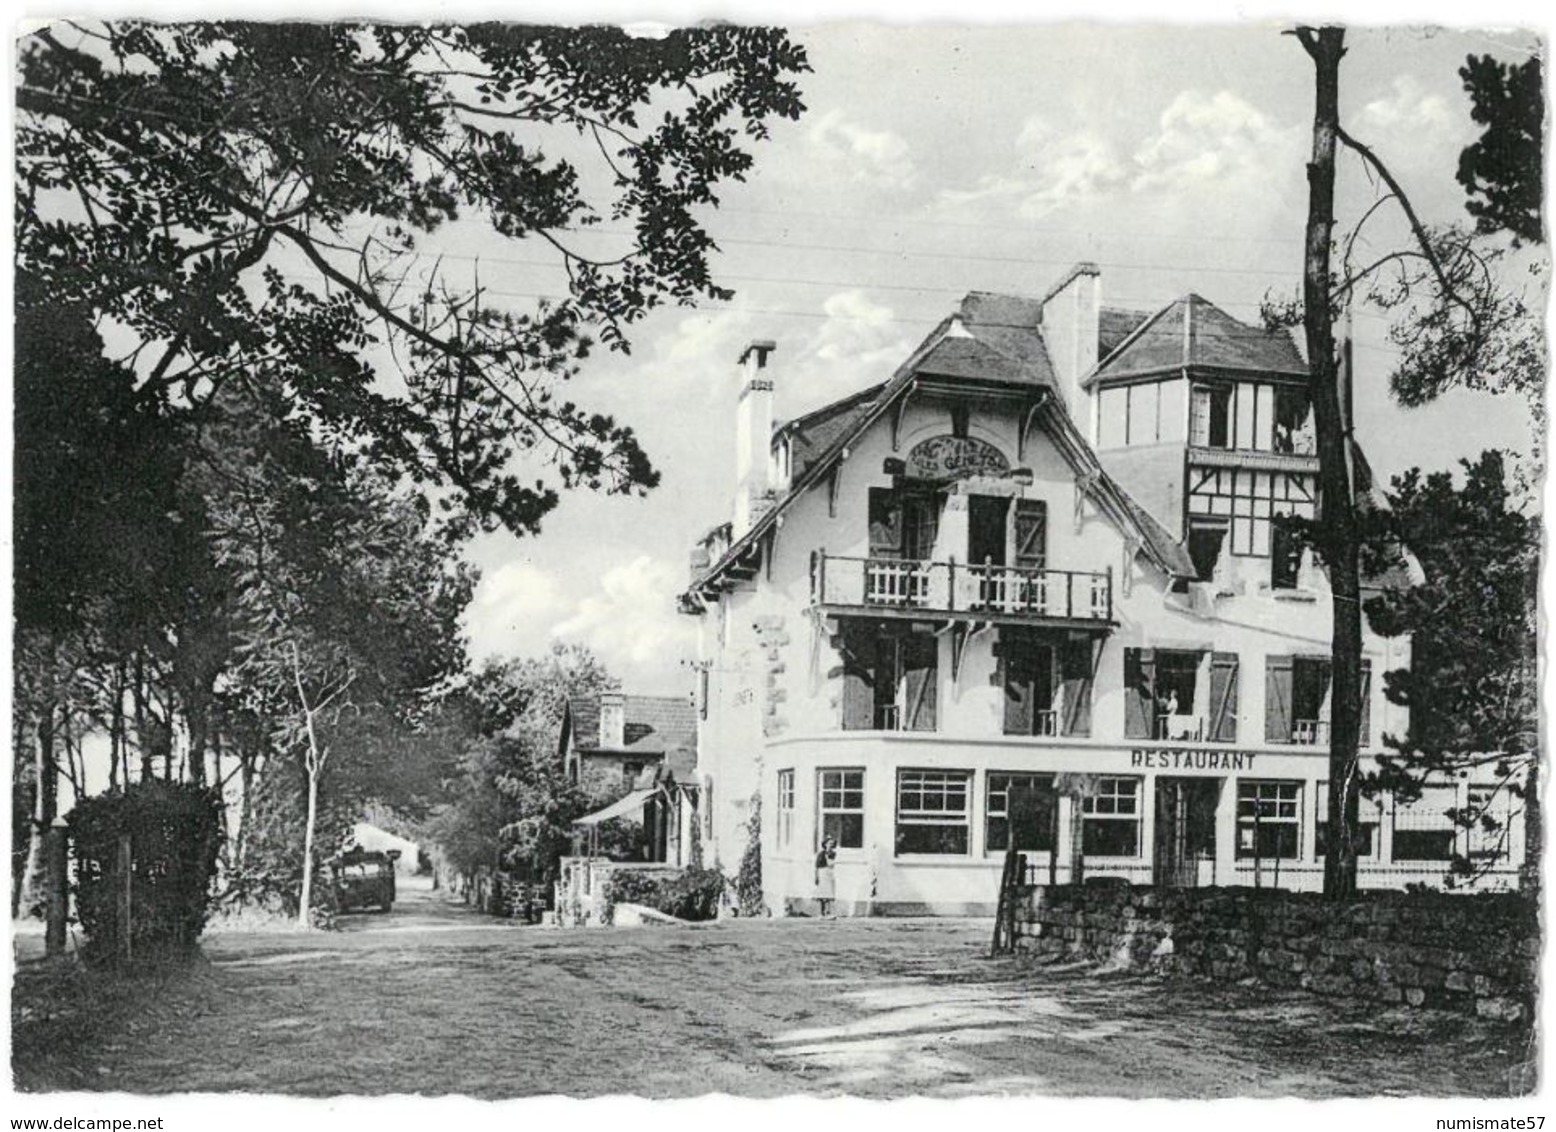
(1130, 748, 1257, 772)
(906, 435, 1009, 480)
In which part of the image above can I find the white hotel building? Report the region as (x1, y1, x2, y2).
(678, 263, 1520, 916)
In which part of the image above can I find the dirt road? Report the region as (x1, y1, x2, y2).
(12, 880, 1532, 1097)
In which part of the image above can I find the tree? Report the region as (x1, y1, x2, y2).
(16, 22, 809, 539)
(1361, 451, 1538, 882)
(1458, 54, 1544, 247)
(1286, 26, 1543, 897)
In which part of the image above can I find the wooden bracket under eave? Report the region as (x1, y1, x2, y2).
(1017, 394, 1047, 462)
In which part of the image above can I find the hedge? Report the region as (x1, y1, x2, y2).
(68, 780, 224, 964)
(606, 866, 725, 922)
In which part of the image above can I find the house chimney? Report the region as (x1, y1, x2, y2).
(1039, 262, 1101, 419)
(732, 339, 777, 539)
(598, 692, 626, 749)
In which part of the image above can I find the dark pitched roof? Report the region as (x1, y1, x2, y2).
(566, 694, 696, 754)
(1088, 294, 1307, 384)
(682, 291, 1198, 605)
(1099, 306, 1151, 357)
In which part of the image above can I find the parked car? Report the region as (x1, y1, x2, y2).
(332, 848, 400, 913)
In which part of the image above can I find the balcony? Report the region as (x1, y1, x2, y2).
(812, 553, 1113, 625)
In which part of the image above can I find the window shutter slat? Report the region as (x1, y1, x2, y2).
(1265, 655, 1293, 744)
(1209, 651, 1239, 743)
(1061, 636, 1094, 737)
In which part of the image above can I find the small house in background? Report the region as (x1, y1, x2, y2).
(561, 692, 702, 865)
(559, 692, 697, 793)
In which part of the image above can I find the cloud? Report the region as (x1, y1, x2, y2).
(1359, 76, 1453, 132)
(937, 92, 1301, 223)
(552, 555, 698, 673)
(779, 290, 914, 418)
(1130, 90, 1301, 195)
(807, 109, 918, 190)
(463, 560, 565, 660)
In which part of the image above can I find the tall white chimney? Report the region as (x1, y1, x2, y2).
(732, 339, 777, 538)
(1039, 262, 1101, 419)
(598, 692, 626, 749)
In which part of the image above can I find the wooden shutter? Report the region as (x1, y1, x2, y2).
(1014, 500, 1047, 571)
(1265, 655, 1293, 744)
(1208, 652, 1239, 743)
(1002, 636, 1035, 736)
(902, 632, 938, 732)
(1123, 648, 1155, 740)
(1060, 636, 1094, 737)
(1359, 659, 1372, 748)
(868, 488, 902, 558)
(840, 627, 876, 730)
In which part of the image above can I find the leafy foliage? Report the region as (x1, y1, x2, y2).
(1361, 451, 1539, 878)
(16, 21, 809, 538)
(1458, 54, 1544, 246)
(68, 780, 224, 964)
(735, 789, 764, 916)
(605, 866, 724, 922)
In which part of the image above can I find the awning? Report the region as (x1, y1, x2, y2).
(573, 789, 655, 827)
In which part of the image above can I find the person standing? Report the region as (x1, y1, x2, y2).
(814, 835, 838, 918)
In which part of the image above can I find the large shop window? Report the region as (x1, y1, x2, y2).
(1236, 780, 1302, 860)
(1186, 468, 1315, 558)
(868, 486, 941, 561)
(776, 769, 796, 850)
(1002, 631, 1094, 738)
(1264, 656, 1371, 747)
(895, 769, 972, 855)
(1082, 777, 1142, 857)
(1391, 784, 1459, 861)
(818, 769, 865, 849)
(986, 773, 1057, 854)
(1124, 648, 1238, 743)
(1315, 780, 1381, 860)
(840, 622, 938, 732)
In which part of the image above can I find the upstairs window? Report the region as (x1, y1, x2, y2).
(1190, 385, 1233, 448)
(840, 622, 938, 732)
(1265, 656, 1371, 747)
(868, 487, 941, 561)
(1124, 648, 1238, 743)
(1273, 387, 1316, 455)
(1002, 631, 1094, 738)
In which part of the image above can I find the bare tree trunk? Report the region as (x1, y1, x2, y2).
(1297, 25, 1364, 901)
(23, 698, 59, 911)
(298, 762, 320, 928)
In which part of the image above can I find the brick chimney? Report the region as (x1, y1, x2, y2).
(1040, 262, 1101, 419)
(732, 339, 777, 539)
(598, 692, 626, 749)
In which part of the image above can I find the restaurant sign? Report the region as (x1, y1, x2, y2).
(906, 435, 1010, 480)
(1130, 748, 1256, 772)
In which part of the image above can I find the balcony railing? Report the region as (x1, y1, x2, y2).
(812, 553, 1112, 623)
(1293, 719, 1330, 745)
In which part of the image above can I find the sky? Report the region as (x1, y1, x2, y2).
(446, 20, 1546, 696)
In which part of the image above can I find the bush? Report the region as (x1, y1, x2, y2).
(605, 866, 725, 922)
(68, 780, 224, 965)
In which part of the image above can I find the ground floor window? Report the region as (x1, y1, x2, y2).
(1315, 780, 1380, 860)
(1236, 779, 1302, 860)
(1391, 783, 1460, 861)
(895, 769, 971, 855)
(1465, 786, 1512, 862)
(819, 768, 865, 849)
(1081, 777, 1141, 857)
(776, 769, 795, 849)
(986, 773, 1057, 854)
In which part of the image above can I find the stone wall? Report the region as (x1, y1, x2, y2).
(1023, 882, 1538, 1023)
